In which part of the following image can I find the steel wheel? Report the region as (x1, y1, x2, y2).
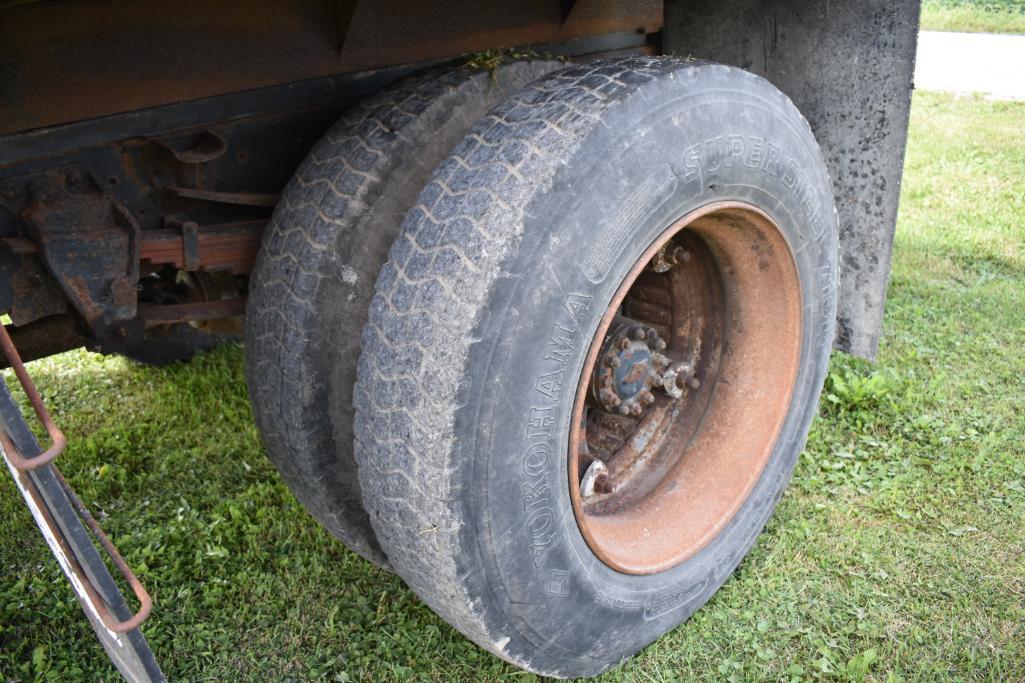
(569, 202, 803, 574)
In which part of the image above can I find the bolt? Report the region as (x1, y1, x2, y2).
(619, 404, 631, 415)
(633, 327, 647, 340)
(610, 356, 621, 368)
(610, 395, 621, 407)
(655, 338, 667, 350)
(641, 391, 655, 405)
(631, 404, 643, 416)
(672, 247, 692, 263)
(619, 337, 631, 350)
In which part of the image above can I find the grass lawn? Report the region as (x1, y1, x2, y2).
(921, 0, 1025, 33)
(2, 90, 1024, 681)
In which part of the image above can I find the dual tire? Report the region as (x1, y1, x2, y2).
(248, 57, 838, 677)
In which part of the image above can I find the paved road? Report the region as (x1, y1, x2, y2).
(916, 30, 1025, 100)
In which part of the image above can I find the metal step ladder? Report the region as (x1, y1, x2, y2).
(0, 325, 164, 682)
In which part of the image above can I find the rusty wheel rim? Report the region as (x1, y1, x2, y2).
(568, 201, 803, 575)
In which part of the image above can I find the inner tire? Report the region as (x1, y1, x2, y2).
(355, 57, 838, 676)
(245, 60, 564, 568)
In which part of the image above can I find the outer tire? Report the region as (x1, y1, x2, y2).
(354, 57, 838, 676)
(245, 61, 564, 567)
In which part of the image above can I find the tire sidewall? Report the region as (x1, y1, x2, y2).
(454, 67, 838, 674)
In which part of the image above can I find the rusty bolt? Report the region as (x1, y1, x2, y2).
(631, 404, 643, 416)
(675, 373, 690, 390)
(619, 404, 631, 416)
(672, 247, 692, 264)
(618, 337, 631, 350)
(641, 391, 655, 405)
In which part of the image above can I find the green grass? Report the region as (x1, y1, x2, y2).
(2, 91, 1025, 681)
(921, 0, 1025, 33)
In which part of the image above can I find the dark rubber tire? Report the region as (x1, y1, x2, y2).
(245, 61, 564, 568)
(354, 57, 839, 676)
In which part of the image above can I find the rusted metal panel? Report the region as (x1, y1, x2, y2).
(23, 172, 141, 330)
(0, 0, 662, 136)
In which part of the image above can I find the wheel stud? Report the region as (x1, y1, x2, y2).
(672, 246, 692, 263)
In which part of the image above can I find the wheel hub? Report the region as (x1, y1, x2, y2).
(592, 319, 668, 416)
(591, 317, 702, 418)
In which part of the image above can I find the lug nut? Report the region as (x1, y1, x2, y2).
(655, 338, 667, 350)
(631, 404, 643, 416)
(672, 247, 692, 263)
(619, 404, 631, 415)
(619, 337, 631, 350)
(641, 391, 655, 405)
(633, 327, 647, 340)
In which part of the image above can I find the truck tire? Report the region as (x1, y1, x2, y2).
(245, 61, 564, 568)
(354, 57, 838, 676)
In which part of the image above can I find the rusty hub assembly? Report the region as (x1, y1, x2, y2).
(569, 202, 804, 575)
